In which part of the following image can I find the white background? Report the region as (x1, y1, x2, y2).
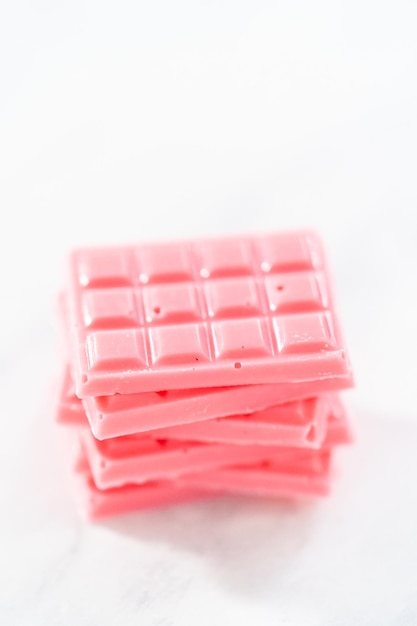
(1, 2, 416, 624)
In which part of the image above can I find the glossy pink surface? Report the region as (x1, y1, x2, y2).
(66, 231, 352, 396)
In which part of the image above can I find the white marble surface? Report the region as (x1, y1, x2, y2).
(1, 2, 417, 624)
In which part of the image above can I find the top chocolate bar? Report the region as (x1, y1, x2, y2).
(67, 231, 352, 397)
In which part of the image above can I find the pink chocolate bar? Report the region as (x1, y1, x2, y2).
(75, 405, 349, 490)
(66, 231, 352, 397)
(57, 368, 350, 448)
(82, 375, 352, 439)
(78, 434, 288, 489)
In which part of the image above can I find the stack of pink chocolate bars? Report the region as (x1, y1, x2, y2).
(56, 231, 354, 519)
